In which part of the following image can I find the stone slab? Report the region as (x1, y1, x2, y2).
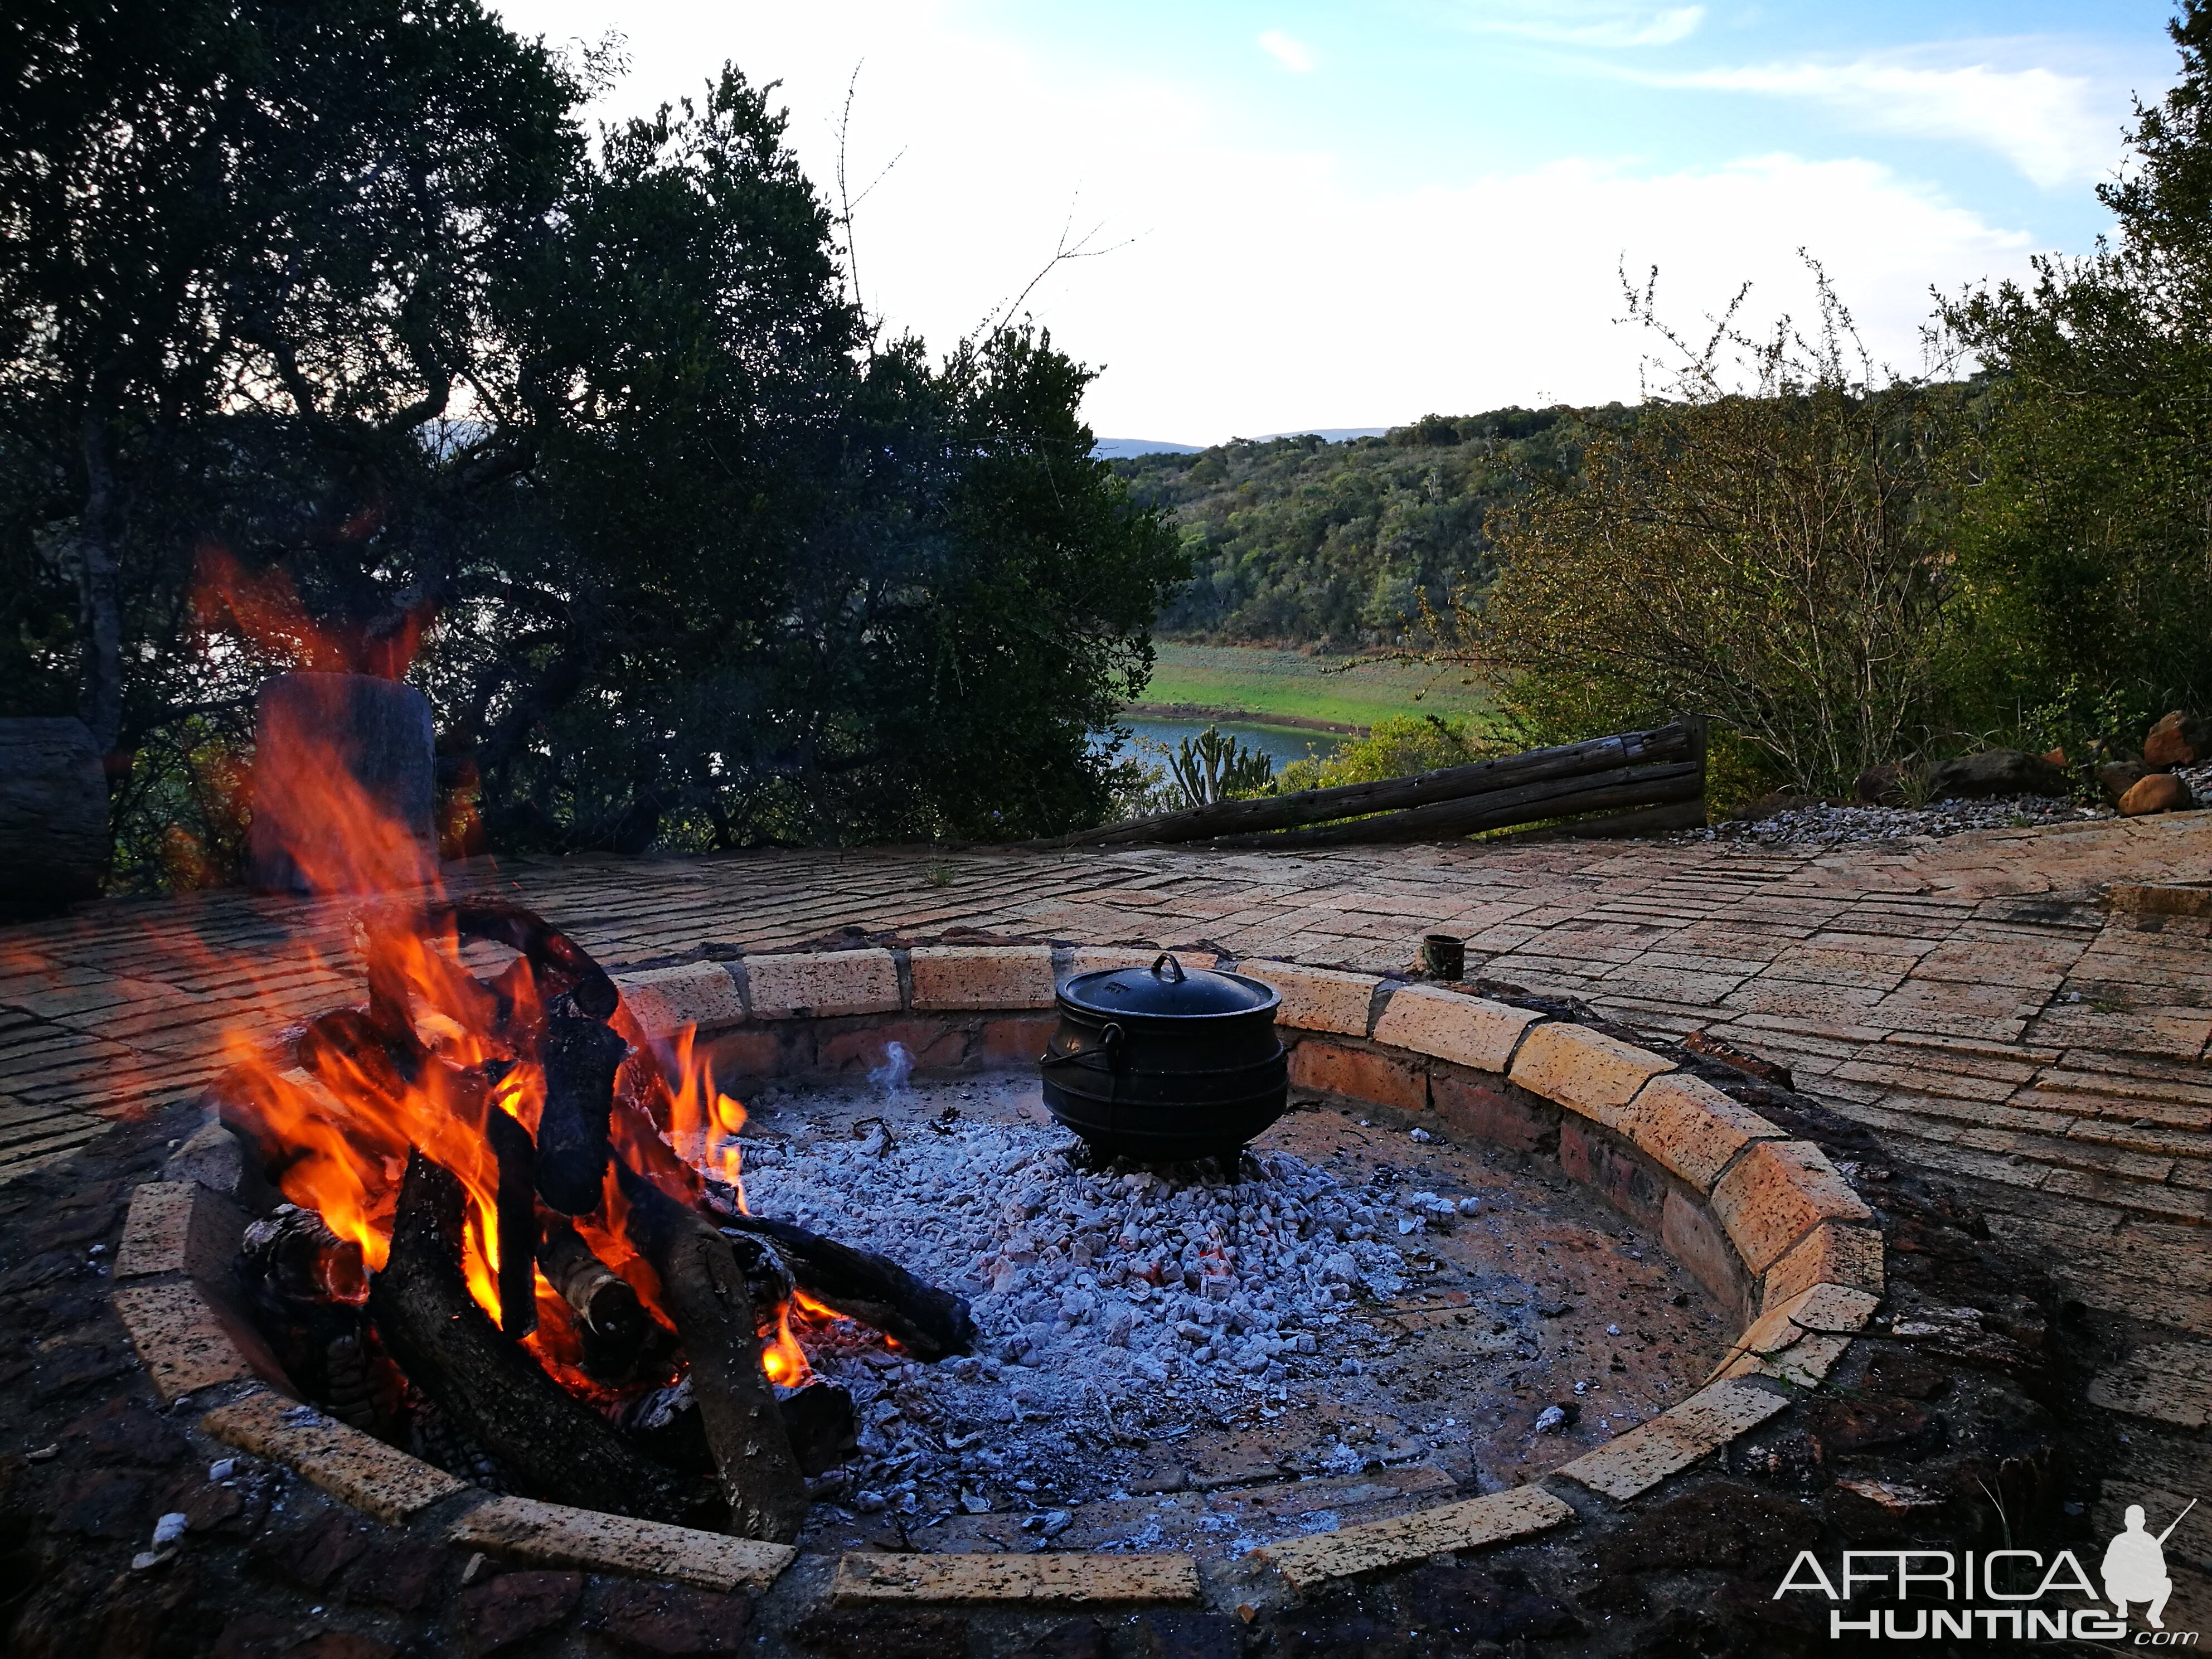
(1254, 1485, 1576, 1591)
(743, 950, 900, 1020)
(1555, 1379, 1791, 1501)
(116, 1179, 245, 1282)
(452, 1494, 795, 1590)
(1509, 1022, 1676, 1128)
(1762, 1222, 1885, 1314)
(202, 1390, 468, 1524)
(1371, 984, 1541, 1072)
(830, 1552, 1201, 1605)
(1625, 1073, 1787, 1192)
(613, 962, 746, 1037)
(2085, 1341, 2212, 1429)
(910, 945, 1057, 1010)
(111, 1281, 258, 1400)
(1711, 1140, 1876, 1278)
(1239, 961, 1381, 1036)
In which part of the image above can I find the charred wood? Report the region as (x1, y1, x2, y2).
(368, 1150, 716, 1527)
(777, 1381, 858, 1477)
(617, 1162, 811, 1542)
(708, 1205, 977, 1364)
(537, 997, 628, 1214)
(536, 1213, 651, 1380)
(485, 1106, 539, 1340)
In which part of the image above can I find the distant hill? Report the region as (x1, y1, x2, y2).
(1112, 407, 1631, 648)
(1092, 437, 1202, 460)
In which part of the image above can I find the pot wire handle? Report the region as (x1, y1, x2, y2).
(1151, 952, 1185, 983)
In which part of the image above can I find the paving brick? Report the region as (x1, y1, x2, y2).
(1509, 1022, 1676, 1128)
(111, 1282, 260, 1400)
(1432, 1072, 1555, 1154)
(1287, 1039, 1427, 1113)
(1662, 1186, 1749, 1316)
(830, 1552, 1200, 1605)
(2084, 1341, 2212, 1428)
(1554, 1379, 1791, 1500)
(202, 1390, 467, 1525)
(1711, 1140, 1876, 1277)
(909, 945, 1056, 1011)
(450, 1495, 795, 1590)
(1238, 961, 1380, 1036)
(1371, 984, 1541, 1071)
(1254, 1485, 1575, 1591)
(1623, 1073, 1787, 1192)
(115, 1180, 245, 1282)
(613, 962, 746, 1037)
(742, 950, 900, 1019)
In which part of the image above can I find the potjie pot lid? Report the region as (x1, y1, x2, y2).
(1056, 952, 1280, 1020)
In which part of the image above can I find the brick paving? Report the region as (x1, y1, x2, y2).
(4, 814, 2209, 1408)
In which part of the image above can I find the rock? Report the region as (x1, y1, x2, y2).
(245, 672, 436, 893)
(1808, 1396, 1947, 1459)
(0, 717, 108, 916)
(1009, 1619, 1105, 1659)
(1924, 749, 2069, 801)
(342, 1534, 447, 1612)
(1136, 1611, 1243, 1659)
(1268, 1609, 1406, 1659)
(62, 1398, 192, 1468)
(595, 1582, 753, 1655)
(2119, 772, 2194, 816)
(1594, 1481, 1818, 1580)
(456, 1570, 584, 1656)
(2143, 710, 2210, 768)
(1393, 1564, 1585, 1646)
(48, 1467, 151, 1539)
(2098, 760, 2151, 807)
(2040, 746, 2069, 768)
(788, 1611, 971, 1659)
(249, 1509, 370, 1592)
(214, 1616, 395, 1659)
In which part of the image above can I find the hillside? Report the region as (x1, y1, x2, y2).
(1110, 406, 1631, 648)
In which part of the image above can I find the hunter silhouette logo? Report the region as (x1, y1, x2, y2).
(2104, 1500, 2194, 1631)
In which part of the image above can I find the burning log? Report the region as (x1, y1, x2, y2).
(617, 1163, 811, 1542)
(711, 1209, 977, 1364)
(239, 1204, 381, 1428)
(538, 996, 629, 1214)
(369, 1150, 717, 1527)
(426, 897, 620, 1018)
(536, 1213, 652, 1379)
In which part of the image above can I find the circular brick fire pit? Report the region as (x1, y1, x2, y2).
(108, 940, 1889, 1626)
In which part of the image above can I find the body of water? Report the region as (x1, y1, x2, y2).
(1092, 718, 1345, 773)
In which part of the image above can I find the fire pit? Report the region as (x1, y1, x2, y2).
(210, 897, 976, 1545)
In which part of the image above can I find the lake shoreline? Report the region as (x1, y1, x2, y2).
(1117, 701, 1366, 736)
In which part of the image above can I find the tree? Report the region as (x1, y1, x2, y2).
(1941, 1, 2212, 737)
(1443, 266, 1962, 797)
(3, 16, 1184, 877)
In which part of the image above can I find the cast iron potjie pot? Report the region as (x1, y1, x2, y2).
(1039, 953, 1288, 1162)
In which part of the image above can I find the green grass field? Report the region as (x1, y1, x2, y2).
(1128, 642, 1492, 732)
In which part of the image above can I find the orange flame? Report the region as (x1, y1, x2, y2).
(198, 557, 809, 1403)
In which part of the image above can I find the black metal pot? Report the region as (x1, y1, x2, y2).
(1039, 953, 1287, 1162)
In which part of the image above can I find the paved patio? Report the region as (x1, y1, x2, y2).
(5, 814, 2209, 1467)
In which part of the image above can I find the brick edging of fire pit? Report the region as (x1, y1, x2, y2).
(109, 941, 1888, 1611)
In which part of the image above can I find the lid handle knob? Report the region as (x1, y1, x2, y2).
(1150, 952, 1186, 983)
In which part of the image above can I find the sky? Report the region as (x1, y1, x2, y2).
(492, 1, 2182, 444)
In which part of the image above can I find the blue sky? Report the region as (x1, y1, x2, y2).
(497, 1, 2182, 442)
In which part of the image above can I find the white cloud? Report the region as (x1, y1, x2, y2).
(1459, 1, 1705, 50)
(1651, 57, 2124, 188)
(494, 0, 2046, 443)
(1257, 30, 1316, 74)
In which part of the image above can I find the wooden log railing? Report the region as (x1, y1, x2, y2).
(1043, 715, 1706, 850)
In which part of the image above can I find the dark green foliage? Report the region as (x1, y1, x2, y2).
(2, 7, 1183, 880)
(1941, 0, 2212, 736)
(1113, 408, 1622, 648)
